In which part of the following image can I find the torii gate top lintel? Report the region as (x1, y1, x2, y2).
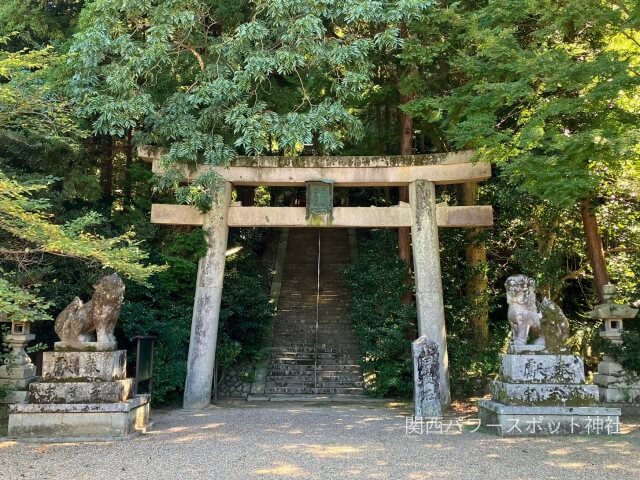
(137, 146, 491, 187)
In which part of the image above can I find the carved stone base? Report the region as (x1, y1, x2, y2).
(42, 350, 126, 382)
(8, 395, 150, 441)
(479, 400, 621, 436)
(491, 381, 599, 407)
(29, 379, 133, 404)
(500, 354, 584, 383)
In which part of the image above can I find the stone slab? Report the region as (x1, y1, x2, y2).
(603, 402, 640, 417)
(42, 350, 127, 382)
(0, 376, 38, 390)
(29, 379, 132, 404)
(0, 391, 29, 404)
(500, 354, 585, 383)
(9, 394, 150, 413)
(597, 360, 624, 375)
(492, 381, 599, 407)
(508, 344, 546, 354)
(0, 364, 37, 379)
(478, 399, 621, 436)
(594, 373, 640, 387)
(139, 145, 476, 168)
(599, 386, 640, 403)
(8, 396, 150, 441)
(54, 341, 117, 352)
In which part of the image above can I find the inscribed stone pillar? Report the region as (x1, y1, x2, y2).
(183, 181, 232, 409)
(409, 180, 450, 406)
(412, 335, 442, 418)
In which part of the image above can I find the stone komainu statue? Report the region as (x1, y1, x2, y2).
(506, 274, 542, 345)
(505, 274, 570, 352)
(54, 273, 125, 350)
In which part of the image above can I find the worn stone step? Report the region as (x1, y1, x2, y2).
(266, 228, 363, 393)
(266, 380, 365, 388)
(264, 386, 365, 395)
(268, 363, 362, 372)
(271, 352, 358, 361)
(267, 374, 364, 383)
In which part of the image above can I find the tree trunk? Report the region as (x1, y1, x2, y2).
(580, 198, 609, 304)
(123, 129, 133, 206)
(533, 216, 559, 298)
(100, 135, 114, 199)
(398, 93, 414, 268)
(398, 94, 415, 338)
(459, 182, 489, 351)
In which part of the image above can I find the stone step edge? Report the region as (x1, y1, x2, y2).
(9, 394, 150, 414)
(478, 399, 621, 416)
(247, 394, 386, 402)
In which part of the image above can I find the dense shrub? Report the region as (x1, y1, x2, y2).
(117, 228, 274, 406)
(344, 230, 415, 398)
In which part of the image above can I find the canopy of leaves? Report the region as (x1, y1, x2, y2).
(68, 0, 429, 208)
(405, 0, 640, 208)
(1, 30, 164, 324)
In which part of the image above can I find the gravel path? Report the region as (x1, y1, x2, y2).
(1, 401, 639, 480)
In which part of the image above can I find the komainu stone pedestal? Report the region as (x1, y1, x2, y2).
(8, 350, 149, 441)
(479, 351, 621, 436)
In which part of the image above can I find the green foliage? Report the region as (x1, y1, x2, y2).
(156, 229, 207, 301)
(68, 0, 430, 208)
(116, 228, 273, 405)
(118, 289, 192, 406)
(344, 230, 415, 398)
(0, 37, 83, 144)
(0, 273, 51, 323)
(406, 0, 640, 208)
(0, 172, 165, 286)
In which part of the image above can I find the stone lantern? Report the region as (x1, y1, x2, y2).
(0, 316, 38, 405)
(591, 284, 639, 404)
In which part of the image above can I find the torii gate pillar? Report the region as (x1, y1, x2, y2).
(410, 180, 450, 407)
(183, 181, 232, 409)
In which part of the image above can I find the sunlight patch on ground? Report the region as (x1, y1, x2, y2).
(167, 426, 188, 433)
(0, 440, 17, 449)
(255, 462, 306, 477)
(173, 433, 209, 443)
(358, 416, 385, 423)
(201, 423, 224, 430)
(408, 470, 452, 479)
(304, 444, 362, 458)
(546, 462, 587, 469)
(547, 447, 571, 456)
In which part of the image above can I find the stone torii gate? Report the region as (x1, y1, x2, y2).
(138, 147, 493, 409)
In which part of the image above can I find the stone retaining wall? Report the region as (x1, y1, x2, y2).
(216, 359, 255, 399)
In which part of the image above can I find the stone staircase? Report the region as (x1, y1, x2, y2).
(265, 228, 365, 396)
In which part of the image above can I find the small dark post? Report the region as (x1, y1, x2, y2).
(133, 336, 157, 396)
